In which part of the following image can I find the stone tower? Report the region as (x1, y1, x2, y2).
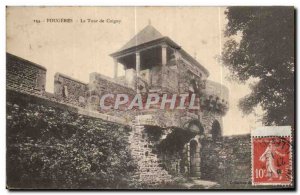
(107, 24, 229, 181)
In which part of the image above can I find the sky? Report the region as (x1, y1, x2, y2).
(6, 6, 263, 135)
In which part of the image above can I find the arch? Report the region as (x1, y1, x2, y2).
(183, 120, 204, 135)
(211, 120, 221, 140)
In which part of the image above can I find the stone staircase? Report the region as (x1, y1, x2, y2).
(129, 116, 172, 186)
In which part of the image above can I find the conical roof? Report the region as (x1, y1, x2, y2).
(119, 24, 163, 51)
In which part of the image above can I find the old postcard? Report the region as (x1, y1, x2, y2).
(6, 6, 295, 190)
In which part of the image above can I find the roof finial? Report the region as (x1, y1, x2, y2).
(148, 19, 151, 25)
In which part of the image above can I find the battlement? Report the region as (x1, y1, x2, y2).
(54, 73, 88, 107)
(6, 49, 245, 186)
(6, 53, 228, 134)
(89, 72, 135, 95)
(7, 53, 46, 95)
(204, 80, 229, 104)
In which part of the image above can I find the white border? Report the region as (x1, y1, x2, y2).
(252, 126, 292, 137)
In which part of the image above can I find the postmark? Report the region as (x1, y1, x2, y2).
(251, 126, 292, 185)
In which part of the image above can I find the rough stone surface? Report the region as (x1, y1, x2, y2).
(54, 73, 88, 107)
(6, 89, 136, 189)
(7, 53, 46, 95)
(200, 135, 251, 185)
(161, 66, 178, 93)
(6, 52, 252, 188)
(89, 72, 136, 95)
(201, 110, 223, 136)
(129, 119, 173, 186)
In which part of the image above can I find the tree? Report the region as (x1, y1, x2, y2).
(222, 7, 294, 127)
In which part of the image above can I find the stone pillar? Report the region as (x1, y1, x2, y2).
(136, 52, 141, 93)
(162, 44, 167, 66)
(189, 139, 201, 178)
(114, 58, 118, 78)
(194, 144, 201, 177)
(136, 52, 140, 77)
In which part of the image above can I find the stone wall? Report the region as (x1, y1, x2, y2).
(178, 55, 208, 80)
(200, 135, 251, 185)
(201, 110, 223, 137)
(54, 73, 88, 107)
(7, 53, 254, 188)
(129, 121, 173, 186)
(150, 66, 162, 89)
(87, 72, 136, 116)
(157, 134, 202, 178)
(6, 89, 136, 189)
(7, 53, 46, 95)
(204, 80, 229, 107)
(161, 66, 178, 93)
(89, 72, 135, 95)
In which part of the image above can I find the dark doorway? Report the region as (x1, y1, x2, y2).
(211, 120, 221, 140)
(189, 140, 198, 176)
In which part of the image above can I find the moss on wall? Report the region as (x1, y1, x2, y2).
(7, 90, 137, 189)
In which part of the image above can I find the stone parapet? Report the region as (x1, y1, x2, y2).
(7, 53, 46, 95)
(54, 73, 88, 107)
(204, 80, 229, 104)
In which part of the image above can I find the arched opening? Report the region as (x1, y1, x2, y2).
(189, 140, 200, 177)
(184, 120, 204, 135)
(211, 120, 221, 140)
(180, 120, 204, 177)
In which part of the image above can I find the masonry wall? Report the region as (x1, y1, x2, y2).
(7, 52, 255, 189)
(54, 73, 88, 107)
(87, 72, 135, 110)
(7, 89, 137, 189)
(89, 72, 136, 95)
(201, 110, 223, 136)
(129, 123, 173, 186)
(200, 135, 251, 186)
(161, 66, 178, 93)
(204, 80, 229, 105)
(7, 53, 46, 95)
(150, 66, 162, 89)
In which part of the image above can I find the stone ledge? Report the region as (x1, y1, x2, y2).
(54, 72, 88, 85)
(78, 108, 127, 125)
(7, 88, 127, 126)
(7, 52, 47, 71)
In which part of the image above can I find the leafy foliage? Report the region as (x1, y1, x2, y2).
(7, 99, 137, 189)
(222, 7, 294, 126)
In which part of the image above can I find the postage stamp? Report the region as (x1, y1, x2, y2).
(251, 126, 293, 186)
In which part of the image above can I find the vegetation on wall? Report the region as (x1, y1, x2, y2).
(7, 93, 137, 189)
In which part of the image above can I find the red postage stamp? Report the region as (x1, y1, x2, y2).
(252, 126, 293, 186)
